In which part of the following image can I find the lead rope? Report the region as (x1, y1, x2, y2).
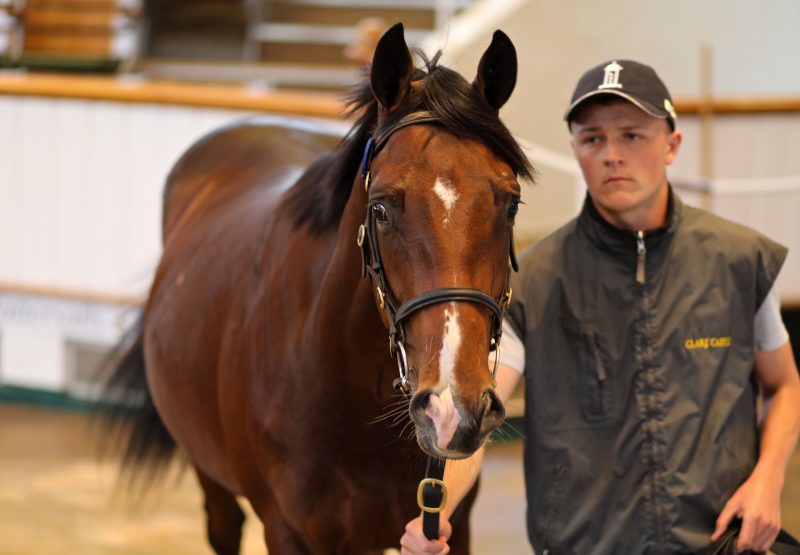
(419, 457, 447, 540)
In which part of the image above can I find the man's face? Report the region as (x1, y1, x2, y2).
(569, 98, 682, 230)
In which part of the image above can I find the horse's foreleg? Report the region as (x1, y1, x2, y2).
(194, 466, 246, 555)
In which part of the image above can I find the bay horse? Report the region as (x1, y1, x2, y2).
(103, 23, 533, 554)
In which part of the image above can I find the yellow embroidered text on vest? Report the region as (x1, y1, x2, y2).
(684, 337, 732, 350)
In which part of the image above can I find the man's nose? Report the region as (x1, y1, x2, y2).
(603, 139, 623, 165)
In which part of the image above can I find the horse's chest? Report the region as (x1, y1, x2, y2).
(283, 466, 417, 549)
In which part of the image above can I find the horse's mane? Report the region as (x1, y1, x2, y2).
(280, 51, 535, 234)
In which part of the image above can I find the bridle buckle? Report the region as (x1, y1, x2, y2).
(417, 478, 448, 513)
(502, 287, 513, 309)
(392, 340, 410, 395)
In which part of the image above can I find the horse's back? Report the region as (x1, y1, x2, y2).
(162, 116, 345, 240)
(155, 115, 345, 324)
(144, 116, 344, 490)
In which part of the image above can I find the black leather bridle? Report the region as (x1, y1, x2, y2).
(355, 111, 519, 396)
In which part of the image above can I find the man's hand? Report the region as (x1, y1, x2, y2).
(712, 340, 800, 552)
(710, 470, 782, 553)
(398, 365, 521, 554)
(400, 515, 452, 554)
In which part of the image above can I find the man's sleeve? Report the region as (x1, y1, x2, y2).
(755, 285, 790, 352)
(497, 319, 526, 374)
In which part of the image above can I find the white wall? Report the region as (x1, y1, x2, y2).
(0, 96, 262, 297)
(444, 0, 800, 150)
(0, 96, 342, 392)
(671, 114, 800, 179)
(431, 0, 800, 236)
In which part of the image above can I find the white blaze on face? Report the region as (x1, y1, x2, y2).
(433, 177, 458, 224)
(424, 304, 463, 450)
(438, 304, 461, 387)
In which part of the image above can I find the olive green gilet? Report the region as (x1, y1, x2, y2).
(507, 191, 787, 555)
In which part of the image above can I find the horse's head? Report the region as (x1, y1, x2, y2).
(358, 24, 533, 458)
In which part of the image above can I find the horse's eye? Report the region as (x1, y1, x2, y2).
(372, 203, 390, 225)
(506, 199, 520, 221)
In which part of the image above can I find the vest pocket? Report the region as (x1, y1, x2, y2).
(563, 318, 612, 424)
(530, 316, 615, 429)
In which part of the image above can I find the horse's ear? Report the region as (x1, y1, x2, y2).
(473, 30, 518, 112)
(370, 22, 413, 111)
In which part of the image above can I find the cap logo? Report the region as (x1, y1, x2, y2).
(598, 61, 623, 90)
(664, 99, 677, 122)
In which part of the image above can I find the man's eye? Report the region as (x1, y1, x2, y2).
(372, 203, 390, 225)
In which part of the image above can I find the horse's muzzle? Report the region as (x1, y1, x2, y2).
(409, 387, 505, 458)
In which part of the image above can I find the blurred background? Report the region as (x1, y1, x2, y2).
(0, 0, 799, 553)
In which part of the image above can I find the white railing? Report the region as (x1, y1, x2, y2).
(1, 90, 798, 395)
(511, 140, 800, 307)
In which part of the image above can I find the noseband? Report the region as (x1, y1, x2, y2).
(356, 111, 519, 396)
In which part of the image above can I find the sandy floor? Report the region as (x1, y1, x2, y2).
(0, 403, 528, 555)
(1, 402, 799, 554)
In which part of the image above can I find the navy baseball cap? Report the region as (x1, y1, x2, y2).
(564, 60, 677, 130)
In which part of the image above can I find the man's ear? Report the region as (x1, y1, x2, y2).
(666, 129, 683, 165)
(473, 30, 517, 112)
(370, 23, 413, 112)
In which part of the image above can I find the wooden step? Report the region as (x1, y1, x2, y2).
(139, 58, 360, 91)
(24, 1, 119, 9)
(250, 22, 429, 46)
(24, 32, 112, 56)
(250, 0, 472, 69)
(24, 9, 123, 30)
(274, 0, 470, 7)
(15, 0, 138, 59)
(265, 3, 436, 28)
(258, 41, 354, 66)
(135, 0, 471, 90)
(23, 0, 121, 9)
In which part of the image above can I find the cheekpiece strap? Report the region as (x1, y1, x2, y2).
(360, 137, 375, 179)
(360, 111, 439, 181)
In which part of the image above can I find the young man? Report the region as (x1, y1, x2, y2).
(400, 60, 800, 554)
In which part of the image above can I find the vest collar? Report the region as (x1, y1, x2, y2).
(578, 186, 683, 256)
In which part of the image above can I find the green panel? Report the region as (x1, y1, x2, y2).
(0, 385, 93, 412)
(0, 54, 120, 73)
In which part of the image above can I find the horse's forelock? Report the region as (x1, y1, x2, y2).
(282, 53, 533, 234)
(361, 54, 534, 183)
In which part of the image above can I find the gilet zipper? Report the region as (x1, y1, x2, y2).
(636, 230, 646, 285)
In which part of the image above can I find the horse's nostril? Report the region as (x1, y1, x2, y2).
(410, 389, 433, 412)
(481, 390, 504, 420)
(482, 394, 492, 418)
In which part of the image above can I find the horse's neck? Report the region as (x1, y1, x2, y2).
(307, 176, 393, 395)
(283, 176, 415, 458)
